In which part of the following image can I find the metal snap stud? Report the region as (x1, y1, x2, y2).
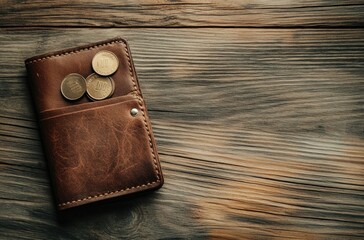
(130, 108, 138, 117)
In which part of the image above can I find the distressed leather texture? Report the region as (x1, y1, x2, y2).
(25, 37, 164, 210)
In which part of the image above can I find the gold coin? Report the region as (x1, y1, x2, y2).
(92, 50, 119, 76)
(86, 73, 114, 101)
(60, 73, 86, 101)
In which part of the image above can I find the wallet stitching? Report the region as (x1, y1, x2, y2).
(30, 39, 161, 207)
(25, 40, 120, 64)
(122, 41, 161, 180)
(58, 182, 159, 208)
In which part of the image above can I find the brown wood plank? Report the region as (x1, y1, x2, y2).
(1, 1, 364, 27)
(1, 28, 364, 239)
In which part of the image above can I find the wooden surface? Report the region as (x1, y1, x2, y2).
(1, 2, 364, 240)
(1, 0, 364, 27)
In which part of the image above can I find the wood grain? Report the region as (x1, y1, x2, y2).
(1, 0, 364, 27)
(0, 28, 363, 239)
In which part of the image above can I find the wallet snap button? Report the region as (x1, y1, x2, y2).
(130, 108, 138, 117)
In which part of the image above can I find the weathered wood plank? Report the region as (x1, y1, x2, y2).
(0, 28, 364, 239)
(1, 1, 364, 27)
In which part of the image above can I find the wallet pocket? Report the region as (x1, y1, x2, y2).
(40, 97, 162, 210)
(39, 94, 136, 120)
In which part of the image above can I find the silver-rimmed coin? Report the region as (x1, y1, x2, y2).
(60, 73, 86, 101)
(85, 73, 114, 101)
(92, 50, 119, 76)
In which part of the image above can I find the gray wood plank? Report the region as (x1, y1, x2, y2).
(1, 1, 364, 27)
(1, 28, 364, 239)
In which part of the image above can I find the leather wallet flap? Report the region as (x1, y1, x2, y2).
(41, 97, 161, 209)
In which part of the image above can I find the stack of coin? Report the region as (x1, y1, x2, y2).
(60, 50, 118, 101)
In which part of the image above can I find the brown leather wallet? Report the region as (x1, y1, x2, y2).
(25, 37, 164, 210)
